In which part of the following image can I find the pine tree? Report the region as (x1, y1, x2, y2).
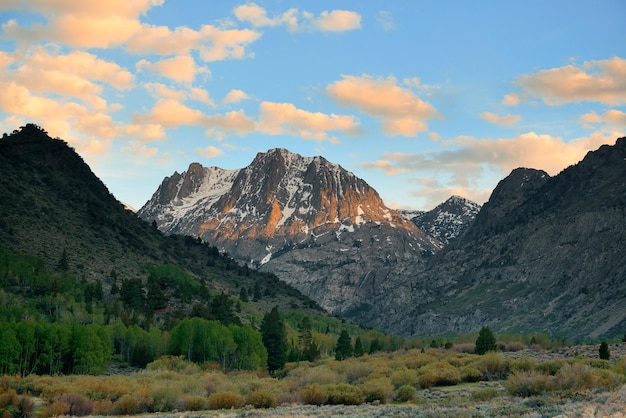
(475, 326, 497, 355)
(260, 306, 287, 373)
(335, 330, 353, 360)
(599, 341, 610, 360)
(353, 336, 364, 357)
(299, 317, 320, 362)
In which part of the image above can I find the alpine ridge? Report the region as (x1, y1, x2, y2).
(353, 137, 626, 339)
(139, 148, 442, 313)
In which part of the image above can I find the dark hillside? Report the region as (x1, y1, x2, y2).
(0, 124, 321, 325)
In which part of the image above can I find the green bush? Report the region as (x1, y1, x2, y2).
(418, 361, 461, 388)
(471, 387, 499, 401)
(477, 352, 507, 379)
(395, 385, 416, 402)
(181, 395, 207, 411)
(113, 394, 142, 415)
(460, 365, 482, 382)
(359, 377, 393, 404)
(323, 383, 365, 405)
(298, 384, 327, 405)
(245, 390, 277, 408)
(391, 368, 418, 388)
(505, 371, 552, 397)
(208, 391, 243, 410)
(298, 383, 328, 405)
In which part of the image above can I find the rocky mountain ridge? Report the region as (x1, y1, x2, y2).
(139, 148, 442, 313)
(399, 196, 481, 244)
(352, 137, 626, 339)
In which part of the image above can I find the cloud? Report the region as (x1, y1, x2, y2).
(407, 177, 492, 210)
(363, 131, 617, 206)
(223, 89, 249, 104)
(234, 3, 360, 32)
(513, 57, 626, 105)
(327, 74, 438, 136)
(501, 93, 521, 107)
(136, 55, 208, 84)
(480, 112, 522, 126)
(580, 109, 626, 128)
(135, 98, 206, 128)
(195, 145, 224, 159)
(376, 10, 395, 31)
(125, 123, 166, 142)
(258, 101, 360, 141)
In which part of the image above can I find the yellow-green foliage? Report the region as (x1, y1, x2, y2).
(245, 390, 277, 408)
(323, 383, 365, 405)
(418, 361, 461, 388)
(395, 385, 416, 402)
(471, 387, 499, 402)
(391, 368, 418, 388)
(208, 391, 243, 410)
(298, 384, 328, 405)
(505, 371, 553, 397)
(359, 377, 393, 404)
(459, 365, 482, 382)
(476, 352, 507, 379)
(508, 356, 537, 373)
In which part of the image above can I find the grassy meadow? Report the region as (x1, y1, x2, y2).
(2, 341, 626, 418)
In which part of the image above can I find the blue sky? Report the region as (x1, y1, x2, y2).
(0, 1, 624, 210)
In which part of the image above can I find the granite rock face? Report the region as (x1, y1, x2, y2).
(139, 148, 441, 314)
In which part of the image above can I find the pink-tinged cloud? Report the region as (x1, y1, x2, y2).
(363, 131, 618, 206)
(223, 89, 249, 104)
(313, 10, 361, 32)
(234, 3, 360, 33)
(195, 145, 224, 159)
(580, 109, 626, 127)
(258, 101, 360, 141)
(327, 74, 438, 136)
(125, 123, 166, 142)
(136, 55, 206, 84)
(197, 26, 261, 62)
(514, 57, 626, 105)
(501, 93, 521, 107)
(136, 99, 206, 127)
(480, 112, 522, 126)
(408, 177, 492, 211)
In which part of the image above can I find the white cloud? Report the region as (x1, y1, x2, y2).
(376, 10, 395, 31)
(195, 145, 224, 158)
(223, 89, 249, 104)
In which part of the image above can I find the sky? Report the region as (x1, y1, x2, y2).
(0, 1, 625, 211)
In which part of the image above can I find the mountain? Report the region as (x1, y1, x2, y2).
(353, 137, 626, 339)
(139, 148, 442, 313)
(399, 196, 481, 244)
(0, 124, 322, 324)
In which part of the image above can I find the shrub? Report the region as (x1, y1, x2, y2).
(150, 384, 183, 412)
(182, 395, 207, 411)
(323, 384, 365, 405)
(471, 387, 499, 401)
(536, 359, 565, 375)
(460, 365, 482, 383)
(208, 391, 242, 410)
(508, 357, 537, 373)
(477, 352, 507, 380)
(418, 362, 461, 388)
(245, 390, 277, 408)
(505, 371, 552, 397)
(92, 400, 114, 415)
(359, 377, 393, 404)
(391, 368, 418, 388)
(37, 400, 69, 418)
(299, 384, 327, 405)
(395, 385, 416, 402)
(344, 361, 373, 384)
(113, 394, 142, 415)
(56, 393, 93, 416)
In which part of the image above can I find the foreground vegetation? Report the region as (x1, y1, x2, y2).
(2, 342, 626, 418)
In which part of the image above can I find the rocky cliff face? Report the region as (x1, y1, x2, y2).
(139, 148, 442, 314)
(352, 137, 626, 339)
(400, 196, 481, 244)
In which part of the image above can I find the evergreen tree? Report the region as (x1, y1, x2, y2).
(299, 317, 320, 362)
(475, 326, 497, 355)
(368, 338, 383, 354)
(353, 336, 364, 357)
(599, 341, 610, 360)
(260, 306, 287, 373)
(239, 287, 249, 302)
(335, 330, 353, 360)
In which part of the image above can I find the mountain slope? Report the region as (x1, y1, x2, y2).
(354, 137, 626, 339)
(0, 124, 322, 321)
(139, 148, 442, 313)
(400, 196, 481, 244)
